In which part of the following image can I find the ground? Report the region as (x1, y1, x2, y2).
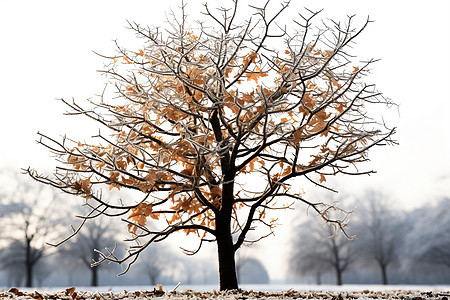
(1, 287, 449, 300)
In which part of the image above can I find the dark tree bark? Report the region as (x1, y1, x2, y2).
(216, 234, 238, 289)
(331, 238, 346, 285)
(335, 267, 342, 286)
(215, 190, 238, 290)
(380, 262, 388, 285)
(91, 266, 99, 287)
(25, 237, 33, 288)
(24, 221, 44, 288)
(90, 250, 100, 286)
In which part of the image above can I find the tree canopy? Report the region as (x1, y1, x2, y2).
(27, 0, 396, 290)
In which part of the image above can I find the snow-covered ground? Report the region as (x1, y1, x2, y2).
(6, 283, 449, 292)
(1, 284, 449, 299)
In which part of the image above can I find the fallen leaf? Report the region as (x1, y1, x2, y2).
(65, 287, 76, 296)
(8, 288, 24, 296)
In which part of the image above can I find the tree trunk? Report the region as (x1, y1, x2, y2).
(214, 159, 239, 291)
(380, 263, 388, 285)
(91, 266, 98, 286)
(90, 249, 100, 286)
(216, 211, 238, 290)
(316, 271, 322, 285)
(25, 238, 33, 287)
(25, 263, 33, 288)
(150, 274, 157, 286)
(335, 267, 342, 285)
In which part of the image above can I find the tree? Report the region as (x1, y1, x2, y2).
(290, 215, 358, 285)
(0, 173, 65, 287)
(291, 242, 329, 285)
(26, 0, 395, 290)
(2, 254, 25, 287)
(1, 241, 27, 287)
(59, 218, 119, 286)
(404, 198, 450, 268)
(136, 243, 173, 285)
(352, 191, 404, 284)
(236, 257, 269, 284)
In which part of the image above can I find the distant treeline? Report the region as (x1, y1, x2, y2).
(289, 193, 449, 285)
(0, 177, 448, 287)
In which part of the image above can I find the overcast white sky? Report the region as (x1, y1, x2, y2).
(1, 0, 449, 282)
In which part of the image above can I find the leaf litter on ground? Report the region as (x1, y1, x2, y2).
(1, 286, 449, 300)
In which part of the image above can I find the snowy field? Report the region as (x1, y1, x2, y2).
(1, 284, 449, 299)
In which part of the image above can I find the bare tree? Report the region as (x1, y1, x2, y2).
(291, 246, 329, 285)
(404, 198, 450, 268)
(26, 0, 395, 290)
(59, 218, 119, 286)
(0, 174, 65, 287)
(236, 257, 269, 284)
(290, 215, 358, 285)
(136, 243, 172, 285)
(1, 240, 27, 287)
(2, 259, 25, 287)
(352, 191, 404, 284)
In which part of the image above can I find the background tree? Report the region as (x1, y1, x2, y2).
(404, 198, 450, 268)
(236, 257, 269, 284)
(290, 215, 358, 285)
(352, 191, 404, 284)
(59, 218, 120, 286)
(27, 0, 395, 290)
(1, 256, 25, 287)
(33, 259, 53, 287)
(290, 245, 329, 285)
(0, 240, 27, 287)
(136, 243, 173, 285)
(0, 173, 65, 287)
